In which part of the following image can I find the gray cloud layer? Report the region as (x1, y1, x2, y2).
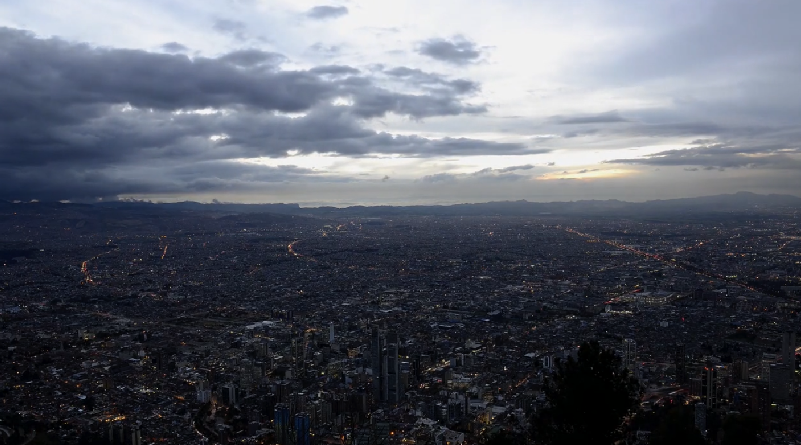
(306, 5, 349, 20)
(0, 27, 534, 201)
(607, 140, 801, 171)
(417, 36, 481, 65)
(419, 165, 535, 184)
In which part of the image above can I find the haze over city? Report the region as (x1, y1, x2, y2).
(2, 0, 800, 205)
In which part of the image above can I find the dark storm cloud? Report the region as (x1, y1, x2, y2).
(0, 155, 351, 202)
(161, 42, 189, 53)
(606, 141, 801, 170)
(309, 65, 361, 76)
(214, 107, 535, 157)
(384, 67, 479, 94)
(306, 5, 349, 20)
(218, 49, 285, 67)
(497, 164, 534, 173)
(551, 110, 627, 125)
(0, 27, 518, 200)
(344, 87, 487, 119)
(417, 37, 481, 65)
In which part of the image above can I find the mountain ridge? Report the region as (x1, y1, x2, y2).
(2, 192, 800, 218)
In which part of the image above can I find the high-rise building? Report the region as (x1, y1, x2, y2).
(130, 425, 141, 445)
(371, 327, 386, 403)
(294, 412, 311, 445)
(769, 364, 793, 403)
(622, 339, 637, 373)
(760, 355, 776, 381)
(277, 380, 292, 403)
(197, 389, 211, 403)
(753, 382, 771, 432)
(274, 403, 290, 445)
(782, 331, 796, 367)
(733, 360, 749, 382)
(701, 366, 718, 408)
(371, 328, 403, 404)
(386, 330, 402, 404)
(694, 402, 707, 436)
(220, 383, 238, 406)
(329, 322, 335, 343)
(675, 343, 687, 384)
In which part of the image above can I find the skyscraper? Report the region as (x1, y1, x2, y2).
(329, 322, 335, 343)
(220, 383, 238, 406)
(675, 343, 687, 384)
(386, 330, 402, 403)
(274, 403, 290, 445)
(622, 338, 637, 373)
(701, 366, 718, 408)
(782, 331, 796, 367)
(694, 402, 707, 436)
(294, 412, 311, 445)
(769, 363, 793, 403)
(371, 328, 403, 404)
(371, 327, 386, 403)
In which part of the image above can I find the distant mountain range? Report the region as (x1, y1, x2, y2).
(3, 191, 801, 219)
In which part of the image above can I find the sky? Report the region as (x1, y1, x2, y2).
(1, 0, 800, 206)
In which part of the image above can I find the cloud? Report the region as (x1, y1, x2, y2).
(0, 27, 529, 201)
(497, 164, 534, 173)
(417, 36, 481, 65)
(218, 49, 285, 67)
(307, 42, 340, 56)
(419, 173, 458, 184)
(306, 5, 349, 20)
(384, 67, 480, 94)
(161, 42, 189, 53)
(309, 65, 361, 76)
(212, 18, 248, 40)
(606, 140, 801, 170)
(562, 129, 600, 138)
(419, 166, 534, 184)
(551, 110, 627, 125)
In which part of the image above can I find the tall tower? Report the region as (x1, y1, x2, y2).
(274, 403, 290, 445)
(371, 328, 386, 403)
(329, 322, 335, 343)
(622, 339, 637, 373)
(675, 343, 687, 384)
(701, 366, 718, 408)
(386, 330, 402, 404)
(782, 331, 796, 367)
(294, 412, 311, 445)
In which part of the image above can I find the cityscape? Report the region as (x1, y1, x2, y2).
(2, 1, 801, 444)
(0, 196, 799, 444)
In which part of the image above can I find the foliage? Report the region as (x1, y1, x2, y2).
(484, 429, 526, 445)
(648, 405, 705, 445)
(720, 414, 761, 445)
(532, 341, 641, 445)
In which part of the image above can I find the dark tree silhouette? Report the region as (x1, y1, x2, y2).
(720, 414, 761, 445)
(649, 405, 705, 445)
(533, 341, 641, 445)
(484, 429, 526, 445)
